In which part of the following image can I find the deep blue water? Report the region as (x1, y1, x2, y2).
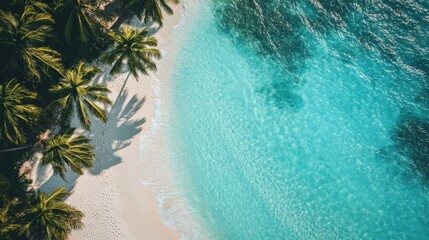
(167, 0, 429, 239)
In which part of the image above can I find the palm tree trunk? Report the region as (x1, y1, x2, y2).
(0, 143, 33, 153)
(109, 72, 132, 116)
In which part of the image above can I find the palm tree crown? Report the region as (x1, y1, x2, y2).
(0, 198, 20, 239)
(126, 0, 180, 26)
(54, 0, 104, 44)
(0, 6, 63, 81)
(49, 62, 111, 129)
(0, 79, 42, 145)
(102, 27, 161, 79)
(41, 128, 95, 180)
(17, 187, 84, 240)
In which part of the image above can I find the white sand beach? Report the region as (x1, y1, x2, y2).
(36, 3, 202, 239)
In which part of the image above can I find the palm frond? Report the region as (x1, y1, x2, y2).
(41, 129, 95, 179)
(0, 79, 42, 144)
(0, 6, 63, 82)
(54, 0, 103, 44)
(49, 62, 110, 129)
(16, 187, 84, 239)
(103, 27, 161, 78)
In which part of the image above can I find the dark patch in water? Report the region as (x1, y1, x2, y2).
(390, 113, 429, 181)
(415, 87, 429, 110)
(214, 0, 309, 110)
(258, 76, 303, 111)
(214, 0, 429, 112)
(412, 57, 429, 77)
(215, 0, 429, 182)
(214, 0, 310, 72)
(307, 0, 429, 75)
(215, 0, 429, 75)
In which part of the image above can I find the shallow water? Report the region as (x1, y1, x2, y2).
(167, 0, 429, 239)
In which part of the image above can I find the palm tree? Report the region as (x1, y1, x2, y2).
(0, 198, 20, 239)
(6, 0, 52, 14)
(125, 0, 180, 27)
(0, 6, 64, 82)
(102, 27, 161, 79)
(41, 128, 95, 180)
(49, 62, 111, 129)
(0, 79, 42, 145)
(17, 187, 84, 240)
(54, 0, 105, 44)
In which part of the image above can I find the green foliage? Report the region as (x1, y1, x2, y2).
(5, 0, 52, 14)
(54, 0, 105, 44)
(0, 0, 179, 238)
(0, 79, 42, 145)
(102, 27, 161, 79)
(125, 0, 180, 26)
(0, 5, 64, 82)
(0, 175, 11, 196)
(0, 197, 21, 239)
(41, 128, 95, 180)
(16, 187, 84, 240)
(0, 150, 32, 199)
(50, 62, 111, 129)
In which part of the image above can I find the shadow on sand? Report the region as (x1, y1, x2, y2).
(89, 88, 146, 175)
(40, 88, 146, 195)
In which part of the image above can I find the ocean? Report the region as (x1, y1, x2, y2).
(165, 0, 429, 239)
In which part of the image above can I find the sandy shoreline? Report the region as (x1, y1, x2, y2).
(38, 3, 198, 239)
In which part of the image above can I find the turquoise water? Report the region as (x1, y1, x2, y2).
(167, 0, 429, 239)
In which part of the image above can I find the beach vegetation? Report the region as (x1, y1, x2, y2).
(0, 188, 83, 240)
(0, 0, 169, 238)
(17, 187, 83, 240)
(53, 0, 104, 45)
(102, 27, 161, 79)
(41, 128, 95, 180)
(0, 79, 42, 145)
(49, 62, 111, 129)
(125, 0, 180, 26)
(0, 6, 63, 82)
(0, 197, 20, 239)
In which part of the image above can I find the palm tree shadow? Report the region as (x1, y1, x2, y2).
(89, 88, 146, 175)
(128, 17, 161, 36)
(38, 166, 80, 197)
(39, 90, 146, 197)
(93, 65, 114, 85)
(147, 25, 161, 36)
